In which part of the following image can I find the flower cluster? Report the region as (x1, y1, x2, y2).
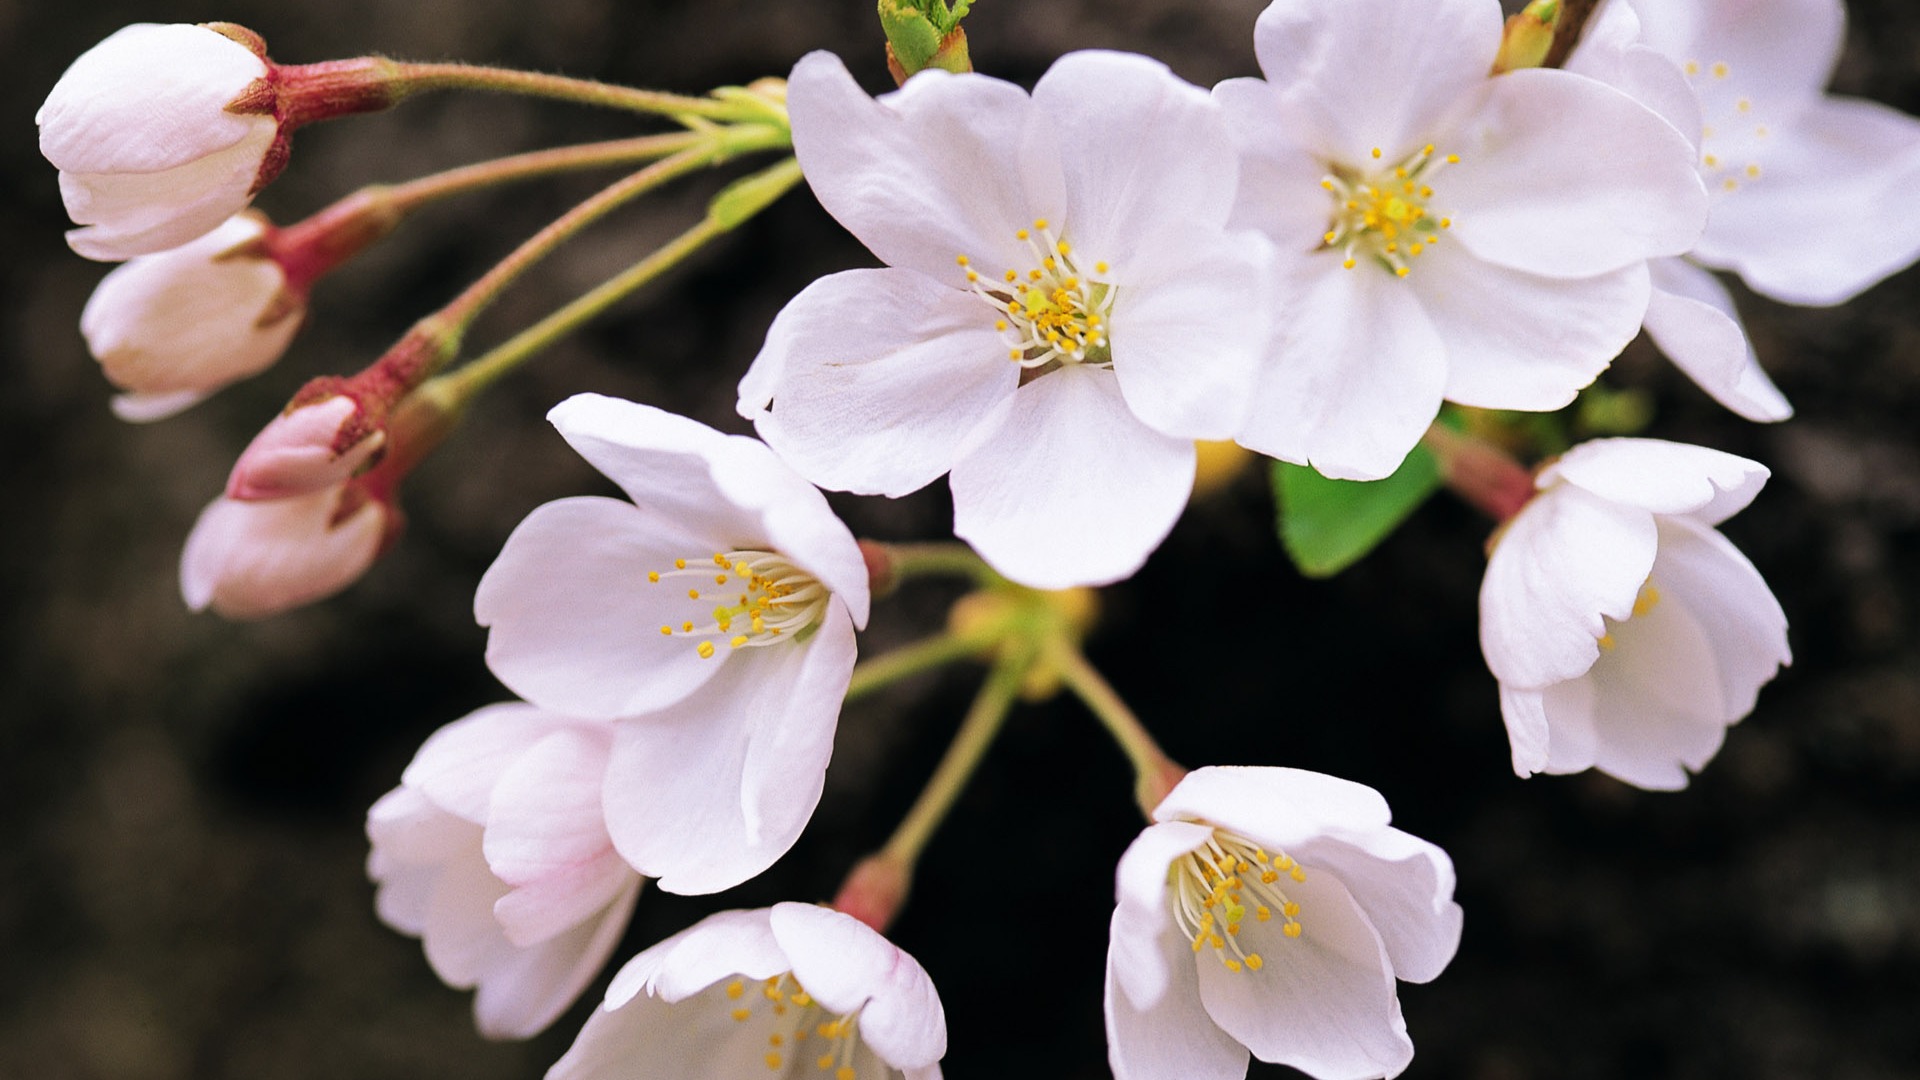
(38, 0, 1908, 1075)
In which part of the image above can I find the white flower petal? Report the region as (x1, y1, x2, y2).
(1104, 922, 1250, 1080)
(179, 486, 386, 620)
(603, 617, 851, 896)
(1543, 437, 1769, 525)
(1479, 485, 1657, 688)
(551, 962, 770, 1079)
(604, 908, 786, 1009)
(1251, 0, 1500, 164)
(1623, 0, 1842, 118)
(1497, 683, 1553, 778)
(1651, 517, 1791, 718)
(111, 389, 206, 422)
(1237, 260, 1445, 481)
(949, 366, 1195, 589)
(742, 268, 1017, 499)
(482, 728, 624, 941)
(1032, 50, 1238, 264)
(1415, 242, 1646, 411)
(1643, 259, 1792, 422)
(1442, 69, 1707, 277)
(1291, 830, 1462, 986)
(1110, 231, 1271, 440)
(786, 51, 1056, 280)
(60, 126, 277, 260)
(1194, 869, 1412, 1080)
(475, 496, 726, 719)
(1215, 77, 1342, 251)
(476, 877, 640, 1040)
(402, 701, 571, 824)
(1110, 819, 1217, 1009)
(772, 903, 946, 1069)
(1156, 766, 1393, 841)
(1694, 96, 1920, 306)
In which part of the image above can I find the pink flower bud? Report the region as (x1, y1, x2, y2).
(38, 24, 278, 260)
(179, 484, 393, 620)
(226, 393, 387, 501)
(80, 214, 303, 422)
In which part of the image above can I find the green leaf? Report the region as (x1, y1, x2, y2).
(1272, 446, 1441, 578)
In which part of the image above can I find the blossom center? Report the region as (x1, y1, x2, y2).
(1166, 829, 1306, 974)
(957, 218, 1116, 370)
(649, 550, 828, 658)
(1683, 60, 1768, 196)
(723, 973, 867, 1079)
(1321, 144, 1457, 277)
(1597, 580, 1661, 653)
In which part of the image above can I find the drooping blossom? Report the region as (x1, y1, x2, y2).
(1215, 0, 1708, 480)
(548, 903, 946, 1080)
(81, 214, 303, 421)
(1107, 767, 1461, 1080)
(1479, 438, 1791, 789)
(739, 49, 1273, 589)
(180, 482, 394, 620)
(368, 702, 642, 1039)
(475, 394, 870, 894)
(38, 22, 407, 260)
(1571, 0, 1920, 421)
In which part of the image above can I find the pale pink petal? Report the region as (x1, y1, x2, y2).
(111, 389, 205, 422)
(60, 126, 277, 260)
(1214, 77, 1342, 251)
(1110, 820, 1216, 1009)
(1498, 683, 1553, 778)
(1415, 242, 1646, 411)
(1650, 518, 1791, 721)
(1442, 69, 1707, 277)
(1251, 0, 1500, 165)
(475, 496, 725, 719)
(475, 877, 640, 1040)
(1156, 766, 1393, 842)
(1032, 50, 1238, 264)
(1105, 922, 1249, 1080)
(949, 366, 1195, 589)
(1237, 260, 1445, 481)
(420, 843, 513, 990)
(179, 487, 385, 620)
(1193, 869, 1411, 1080)
(1694, 97, 1920, 305)
(1543, 437, 1769, 525)
(226, 396, 383, 501)
(772, 903, 946, 1068)
(1538, 675, 1602, 777)
(1290, 830, 1462, 985)
(1643, 259, 1792, 422)
(549, 966, 769, 1078)
(604, 908, 785, 1008)
(742, 268, 1016, 498)
(1479, 485, 1657, 688)
(1109, 231, 1271, 440)
(786, 51, 1057, 280)
(403, 701, 571, 824)
(1624, 0, 1842, 117)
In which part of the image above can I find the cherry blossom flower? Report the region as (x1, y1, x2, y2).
(80, 214, 303, 422)
(38, 24, 279, 260)
(180, 482, 394, 620)
(1571, 0, 1920, 422)
(738, 49, 1272, 589)
(548, 903, 945, 1080)
(227, 394, 388, 500)
(1107, 767, 1461, 1080)
(475, 394, 869, 894)
(1215, 0, 1708, 480)
(368, 702, 642, 1039)
(1479, 438, 1791, 790)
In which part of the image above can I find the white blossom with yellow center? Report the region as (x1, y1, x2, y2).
(1481, 438, 1790, 790)
(740, 48, 1274, 589)
(477, 395, 870, 896)
(1216, 0, 1707, 483)
(1107, 767, 1462, 1080)
(548, 904, 946, 1080)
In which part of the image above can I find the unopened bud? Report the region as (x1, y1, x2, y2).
(227, 391, 387, 501)
(180, 483, 394, 620)
(1493, 1, 1560, 74)
(877, 0, 973, 85)
(832, 854, 912, 932)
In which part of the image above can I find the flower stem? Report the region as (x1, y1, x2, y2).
(845, 629, 993, 703)
(381, 131, 711, 213)
(432, 155, 804, 406)
(879, 644, 1033, 871)
(1050, 641, 1185, 817)
(390, 61, 760, 121)
(884, 542, 1003, 586)
(1541, 0, 1604, 68)
(1421, 421, 1537, 523)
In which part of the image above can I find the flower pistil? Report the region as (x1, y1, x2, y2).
(958, 218, 1116, 369)
(1321, 144, 1458, 277)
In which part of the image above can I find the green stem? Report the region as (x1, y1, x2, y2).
(845, 629, 992, 703)
(381, 131, 710, 213)
(393, 62, 757, 121)
(879, 646, 1032, 869)
(883, 542, 1002, 585)
(433, 155, 804, 406)
(1051, 641, 1185, 815)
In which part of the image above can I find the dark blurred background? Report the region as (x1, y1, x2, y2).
(3, 1, 1918, 1077)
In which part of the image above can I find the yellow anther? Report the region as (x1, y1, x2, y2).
(1724, 178, 1739, 191)
(688, 589, 701, 600)
(731, 635, 749, 649)
(1224, 959, 1243, 972)
(837, 1069, 855, 1080)
(1191, 935, 1206, 953)
(1321, 178, 1335, 190)
(727, 981, 745, 999)
(1343, 258, 1357, 269)
(1256, 905, 1272, 922)
(766, 1052, 783, 1070)
(1395, 266, 1410, 277)
(1261, 870, 1279, 884)
(1371, 147, 1383, 159)
(1095, 261, 1109, 274)
(1746, 164, 1761, 178)
(818, 1054, 836, 1069)
(1057, 240, 1072, 255)
(674, 558, 687, 570)
(1004, 270, 1017, 283)
(660, 625, 673, 636)
(716, 574, 729, 585)
(1033, 218, 1049, 230)
(1209, 934, 1225, 949)
(791, 992, 811, 1007)
(966, 270, 979, 282)
(732, 1008, 752, 1021)
(647, 571, 660, 583)
(1409, 243, 1424, 256)
(1014, 229, 1029, 241)
(1736, 98, 1752, 113)
(697, 642, 717, 659)
(770, 1034, 785, 1047)
(1246, 954, 1265, 971)
(995, 319, 1008, 331)
(1282, 901, 1300, 917)
(1704, 154, 1719, 167)
(1422, 143, 1435, 156)
(1284, 922, 1304, 938)
(1323, 231, 1337, 244)
(1685, 60, 1700, 75)
(955, 254, 970, 266)
(1445, 153, 1460, 164)
(1439, 218, 1452, 228)
(1711, 61, 1729, 78)
(1394, 166, 1408, 179)
(1290, 866, 1307, 882)
(1009, 349, 1023, 361)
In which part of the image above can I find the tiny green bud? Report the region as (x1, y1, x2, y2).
(1493, 0, 1560, 74)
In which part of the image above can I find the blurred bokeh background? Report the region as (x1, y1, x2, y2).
(3, 0, 1918, 1077)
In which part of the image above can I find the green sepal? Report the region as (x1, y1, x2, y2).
(1272, 446, 1442, 579)
(878, 0, 973, 78)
